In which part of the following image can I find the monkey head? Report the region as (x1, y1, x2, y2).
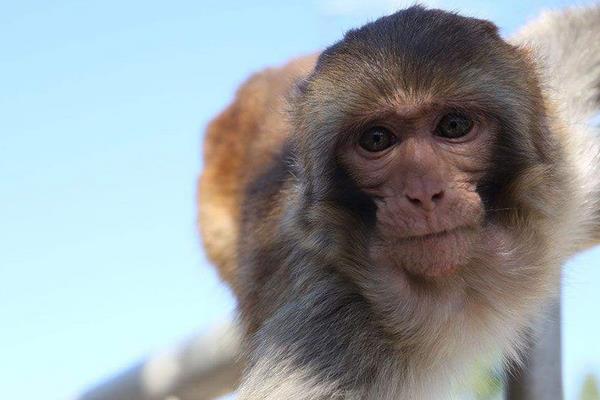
(289, 7, 571, 302)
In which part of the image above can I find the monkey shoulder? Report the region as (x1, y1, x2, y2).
(199, 55, 317, 290)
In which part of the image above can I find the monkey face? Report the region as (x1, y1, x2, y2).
(338, 108, 493, 278)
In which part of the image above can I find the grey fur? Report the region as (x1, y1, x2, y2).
(514, 5, 600, 119)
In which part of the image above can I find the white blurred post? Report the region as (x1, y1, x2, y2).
(76, 323, 242, 400)
(505, 298, 563, 400)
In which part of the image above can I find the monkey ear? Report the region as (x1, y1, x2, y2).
(286, 77, 309, 111)
(293, 78, 309, 96)
(476, 18, 500, 37)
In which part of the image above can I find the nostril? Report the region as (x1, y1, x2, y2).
(406, 195, 422, 207)
(405, 189, 444, 211)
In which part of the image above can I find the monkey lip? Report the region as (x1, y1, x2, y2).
(402, 227, 463, 241)
(391, 226, 476, 278)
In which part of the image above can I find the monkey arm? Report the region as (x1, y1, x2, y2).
(513, 5, 600, 250)
(512, 6, 600, 121)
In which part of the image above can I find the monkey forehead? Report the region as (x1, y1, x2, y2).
(309, 6, 532, 110)
(317, 6, 503, 77)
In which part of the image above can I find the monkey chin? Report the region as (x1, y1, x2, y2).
(384, 227, 477, 279)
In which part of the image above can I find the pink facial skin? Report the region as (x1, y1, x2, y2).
(340, 106, 495, 278)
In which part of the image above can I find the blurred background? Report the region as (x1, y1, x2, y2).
(1, 1, 599, 399)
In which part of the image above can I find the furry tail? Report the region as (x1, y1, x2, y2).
(514, 5, 600, 122)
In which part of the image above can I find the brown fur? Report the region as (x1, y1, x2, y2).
(198, 55, 316, 290)
(199, 5, 600, 399)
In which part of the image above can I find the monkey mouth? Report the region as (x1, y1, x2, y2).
(401, 226, 471, 242)
(388, 226, 476, 278)
(403, 227, 463, 241)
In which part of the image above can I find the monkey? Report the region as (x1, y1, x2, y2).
(198, 5, 600, 399)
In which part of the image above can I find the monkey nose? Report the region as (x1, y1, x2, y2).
(405, 186, 445, 211)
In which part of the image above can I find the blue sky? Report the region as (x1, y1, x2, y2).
(1, 1, 598, 399)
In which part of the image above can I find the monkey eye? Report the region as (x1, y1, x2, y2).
(435, 113, 473, 139)
(358, 127, 396, 152)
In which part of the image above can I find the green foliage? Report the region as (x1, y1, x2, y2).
(581, 374, 600, 400)
(468, 368, 503, 400)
